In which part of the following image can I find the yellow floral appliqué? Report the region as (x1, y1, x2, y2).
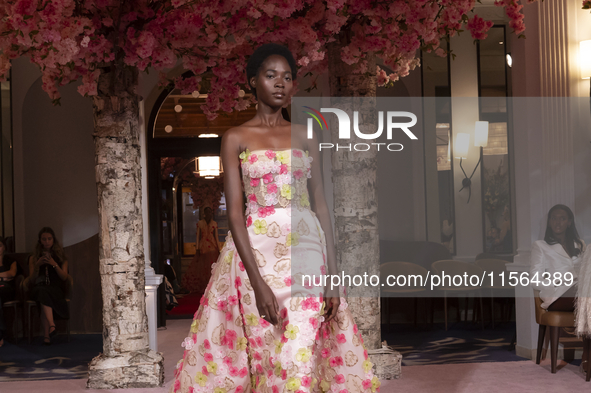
(286, 232, 299, 247)
(296, 347, 312, 363)
(362, 359, 373, 373)
(300, 193, 310, 207)
(274, 360, 283, 375)
(239, 149, 251, 164)
(195, 371, 208, 386)
(236, 337, 248, 350)
(253, 219, 268, 235)
(276, 151, 289, 164)
(284, 324, 299, 340)
(372, 376, 381, 392)
(206, 361, 218, 374)
(190, 319, 199, 333)
(286, 377, 301, 391)
(274, 340, 284, 354)
(281, 184, 293, 200)
(245, 313, 259, 326)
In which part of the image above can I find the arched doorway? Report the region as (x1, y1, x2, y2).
(146, 81, 256, 326)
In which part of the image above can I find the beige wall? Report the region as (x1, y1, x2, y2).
(12, 58, 98, 251)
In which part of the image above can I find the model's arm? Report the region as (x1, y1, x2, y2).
(221, 129, 280, 326)
(306, 129, 340, 322)
(530, 241, 547, 291)
(0, 261, 16, 279)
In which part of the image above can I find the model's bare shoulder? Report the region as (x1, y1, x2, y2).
(221, 126, 247, 151)
(290, 122, 310, 150)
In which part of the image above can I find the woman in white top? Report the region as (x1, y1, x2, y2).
(530, 204, 584, 311)
(530, 204, 587, 371)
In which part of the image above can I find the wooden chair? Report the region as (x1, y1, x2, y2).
(2, 253, 31, 343)
(533, 289, 576, 374)
(1, 274, 24, 343)
(431, 260, 485, 331)
(475, 259, 514, 328)
(380, 262, 428, 328)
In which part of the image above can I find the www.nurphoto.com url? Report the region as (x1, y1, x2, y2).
(301, 271, 574, 291)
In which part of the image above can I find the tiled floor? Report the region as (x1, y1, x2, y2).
(1, 319, 589, 393)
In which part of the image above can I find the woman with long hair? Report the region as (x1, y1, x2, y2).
(0, 237, 17, 347)
(169, 44, 377, 393)
(27, 227, 69, 345)
(530, 204, 584, 310)
(530, 204, 587, 369)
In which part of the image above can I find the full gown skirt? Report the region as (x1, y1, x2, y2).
(170, 149, 378, 393)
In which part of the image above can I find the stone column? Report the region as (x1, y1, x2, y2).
(86, 68, 164, 388)
(326, 37, 401, 379)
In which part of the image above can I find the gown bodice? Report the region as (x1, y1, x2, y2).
(239, 148, 313, 217)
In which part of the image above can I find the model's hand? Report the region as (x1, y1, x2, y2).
(324, 296, 340, 323)
(253, 279, 280, 326)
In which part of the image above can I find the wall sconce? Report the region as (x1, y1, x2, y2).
(455, 121, 489, 203)
(195, 156, 222, 179)
(580, 40, 591, 80)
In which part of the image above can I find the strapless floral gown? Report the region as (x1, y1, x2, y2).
(170, 149, 379, 393)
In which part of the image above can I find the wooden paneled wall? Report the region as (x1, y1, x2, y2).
(64, 234, 103, 333)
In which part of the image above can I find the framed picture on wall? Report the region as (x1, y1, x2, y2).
(481, 148, 512, 254)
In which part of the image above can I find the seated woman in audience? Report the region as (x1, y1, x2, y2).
(529, 204, 587, 368)
(28, 227, 69, 345)
(0, 237, 17, 347)
(530, 204, 584, 310)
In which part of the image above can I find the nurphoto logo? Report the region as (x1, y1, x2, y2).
(303, 106, 418, 151)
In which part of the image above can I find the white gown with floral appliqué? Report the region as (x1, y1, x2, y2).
(170, 149, 379, 393)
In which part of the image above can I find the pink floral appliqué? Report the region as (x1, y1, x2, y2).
(262, 173, 274, 184)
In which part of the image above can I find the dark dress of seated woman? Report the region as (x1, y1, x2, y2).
(27, 227, 69, 345)
(0, 237, 17, 347)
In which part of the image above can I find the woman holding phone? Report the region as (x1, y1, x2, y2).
(27, 227, 69, 345)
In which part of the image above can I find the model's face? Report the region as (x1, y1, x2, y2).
(251, 55, 293, 107)
(41, 233, 54, 250)
(550, 209, 571, 237)
(204, 209, 213, 221)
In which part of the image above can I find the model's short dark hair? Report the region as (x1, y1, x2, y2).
(246, 43, 297, 98)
